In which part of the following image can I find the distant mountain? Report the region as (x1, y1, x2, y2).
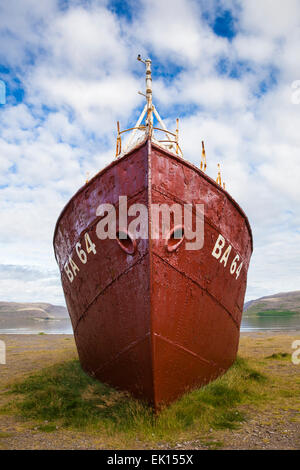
(0, 301, 68, 323)
(244, 291, 300, 316)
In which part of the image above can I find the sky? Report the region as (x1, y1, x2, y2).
(0, 0, 299, 305)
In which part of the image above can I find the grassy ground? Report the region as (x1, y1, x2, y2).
(1, 356, 266, 444)
(0, 332, 299, 449)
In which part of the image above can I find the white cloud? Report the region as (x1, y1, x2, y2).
(0, 265, 63, 304)
(234, 35, 276, 64)
(240, 0, 300, 38)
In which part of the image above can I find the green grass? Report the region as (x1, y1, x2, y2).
(257, 310, 296, 316)
(2, 357, 268, 445)
(266, 352, 291, 360)
(202, 438, 224, 449)
(33, 423, 58, 433)
(0, 432, 13, 439)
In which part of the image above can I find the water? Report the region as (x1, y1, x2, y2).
(0, 315, 299, 334)
(241, 315, 300, 332)
(0, 319, 73, 335)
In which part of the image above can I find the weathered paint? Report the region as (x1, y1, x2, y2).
(53, 138, 253, 410)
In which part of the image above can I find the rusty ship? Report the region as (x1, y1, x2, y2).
(53, 56, 253, 410)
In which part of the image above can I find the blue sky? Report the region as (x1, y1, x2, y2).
(0, 0, 300, 304)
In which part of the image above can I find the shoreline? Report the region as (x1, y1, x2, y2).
(241, 328, 300, 336)
(0, 328, 299, 336)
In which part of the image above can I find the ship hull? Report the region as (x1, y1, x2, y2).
(54, 139, 253, 410)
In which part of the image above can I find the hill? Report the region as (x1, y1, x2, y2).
(244, 291, 300, 316)
(0, 302, 68, 325)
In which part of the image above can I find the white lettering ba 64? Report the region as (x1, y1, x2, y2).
(211, 234, 243, 280)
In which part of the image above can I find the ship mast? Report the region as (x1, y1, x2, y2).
(137, 55, 153, 135)
(116, 55, 182, 158)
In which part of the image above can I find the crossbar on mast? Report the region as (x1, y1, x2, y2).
(123, 104, 147, 153)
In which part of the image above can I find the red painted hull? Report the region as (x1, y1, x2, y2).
(53, 138, 253, 410)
